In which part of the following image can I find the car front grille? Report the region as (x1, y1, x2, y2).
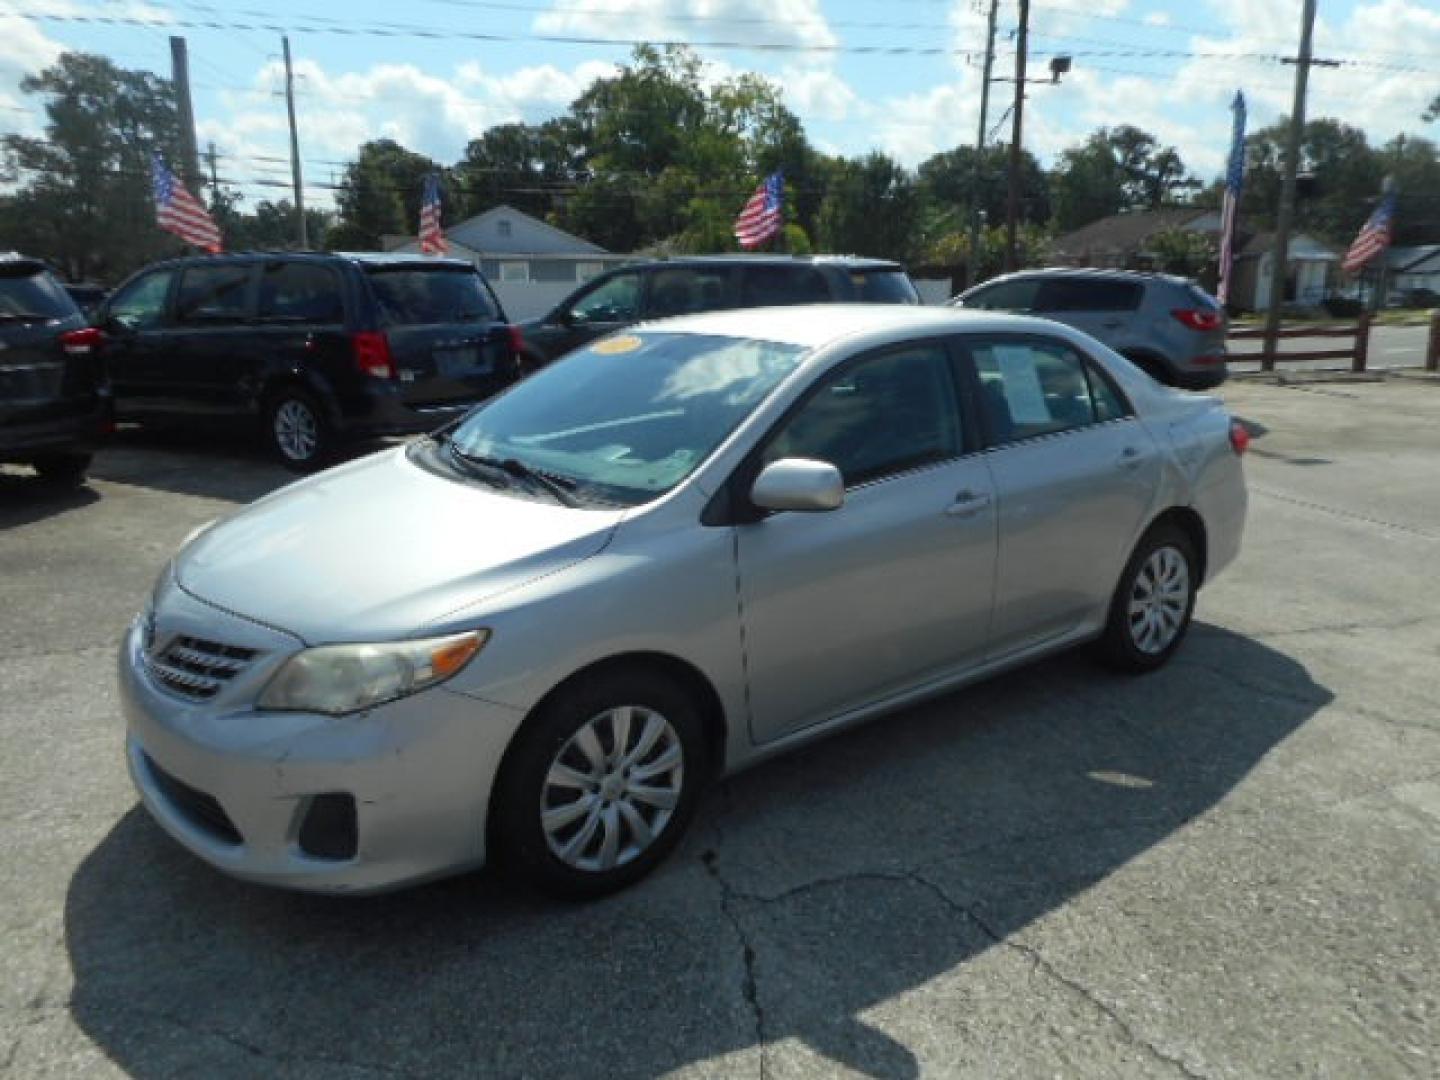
(145, 635, 260, 701)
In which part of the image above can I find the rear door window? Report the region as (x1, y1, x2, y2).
(257, 262, 344, 323)
(175, 264, 253, 324)
(0, 265, 78, 322)
(567, 270, 643, 323)
(962, 278, 1041, 311)
(848, 269, 919, 304)
(967, 338, 1114, 444)
(739, 265, 830, 306)
(645, 267, 735, 318)
(367, 267, 500, 326)
(1035, 278, 1143, 312)
(108, 270, 174, 330)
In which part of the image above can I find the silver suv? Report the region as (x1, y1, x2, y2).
(953, 269, 1228, 389)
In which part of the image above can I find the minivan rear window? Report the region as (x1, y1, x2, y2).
(1034, 278, 1144, 313)
(366, 266, 500, 326)
(849, 269, 920, 304)
(0, 265, 78, 322)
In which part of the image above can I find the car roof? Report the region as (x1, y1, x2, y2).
(974, 267, 1192, 288)
(632, 303, 1061, 350)
(639, 254, 905, 271)
(143, 251, 479, 271)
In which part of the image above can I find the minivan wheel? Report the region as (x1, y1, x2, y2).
(33, 451, 91, 487)
(492, 668, 708, 899)
(1097, 525, 1198, 673)
(265, 391, 331, 472)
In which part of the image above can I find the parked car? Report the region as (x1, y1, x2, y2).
(119, 304, 1248, 898)
(954, 268, 1229, 389)
(64, 282, 109, 320)
(0, 254, 111, 486)
(514, 255, 920, 370)
(94, 252, 521, 470)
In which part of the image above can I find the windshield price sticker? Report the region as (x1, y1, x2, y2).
(593, 334, 644, 355)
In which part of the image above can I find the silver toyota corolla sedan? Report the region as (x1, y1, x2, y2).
(119, 305, 1248, 897)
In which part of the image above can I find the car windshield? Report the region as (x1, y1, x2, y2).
(0, 266, 77, 322)
(850, 269, 920, 304)
(447, 331, 807, 506)
(366, 266, 499, 325)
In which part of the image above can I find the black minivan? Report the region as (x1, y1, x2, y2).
(515, 255, 920, 370)
(1, 254, 110, 486)
(96, 253, 520, 470)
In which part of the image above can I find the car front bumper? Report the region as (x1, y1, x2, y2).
(118, 605, 526, 894)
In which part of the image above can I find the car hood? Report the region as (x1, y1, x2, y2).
(176, 447, 625, 644)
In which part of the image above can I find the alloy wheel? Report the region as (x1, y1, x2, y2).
(273, 399, 319, 462)
(1127, 545, 1191, 655)
(540, 705, 685, 873)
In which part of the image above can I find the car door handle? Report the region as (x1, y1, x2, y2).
(1117, 446, 1145, 470)
(945, 490, 993, 518)
(1102, 319, 1124, 329)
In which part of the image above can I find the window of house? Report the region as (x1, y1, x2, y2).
(576, 262, 605, 283)
(499, 261, 530, 284)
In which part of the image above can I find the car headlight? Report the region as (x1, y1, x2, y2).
(257, 631, 489, 716)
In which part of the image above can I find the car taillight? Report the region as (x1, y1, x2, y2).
(1172, 308, 1223, 332)
(507, 325, 526, 372)
(59, 327, 104, 355)
(352, 331, 395, 379)
(1229, 419, 1250, 456)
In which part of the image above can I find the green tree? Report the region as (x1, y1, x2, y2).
(1050, 126, 1193, 232)
(1380, 134, 1440, 246)
(453, 119, 584, 219)
(212, 189, 332, 250)
(331, 139, 441, 249)
(1241, 118, 1382, 243)
(816, 152, 919, 261)
(917, 144, 1050, 228)
(0, 51, 189, 281)
(1147, 228, 1215, 278)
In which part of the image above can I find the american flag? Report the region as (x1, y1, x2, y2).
(152, 153, 221, 253)
(1342, 189, 1397, 274)
(1217, 91, 1246, 306)
(419, 173, 448, 255)
(734, 172, 784, 250)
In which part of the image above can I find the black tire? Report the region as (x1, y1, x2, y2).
(491, 666, 710, 900)
(1097, 524, 1198, 674)
(33, 451, 91, 488)
(264, 389, 332, 472)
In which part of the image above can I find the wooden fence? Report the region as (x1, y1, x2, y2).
(1228, 315, 1372, 372)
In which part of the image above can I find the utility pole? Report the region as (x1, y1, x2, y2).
(1004, 0, 1030, 273)
(206, 141, 219, 193)
(966, 0, 1000, 290)
(282, 36, 308, 249)
(169, 36, 201, 184)
(1262, 0, 1336, 367)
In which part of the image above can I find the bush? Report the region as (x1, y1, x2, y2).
(1322, 297, 1363, 318)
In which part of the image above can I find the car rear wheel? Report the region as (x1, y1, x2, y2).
(32, 451, 91, 487)
(492, 667, 708, 899)
(1098, 525, 1198, 673)
(265, 390, 332, 472)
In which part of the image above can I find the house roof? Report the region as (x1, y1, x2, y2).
(447, 204, 611, 256)
(1051, 209, 1212, 257)
(1388, 245, 1440, 272)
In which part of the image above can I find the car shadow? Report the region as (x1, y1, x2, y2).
(0, 471, 101, 526)
(86, 426, 396, 505)
(64, 624, 1330, 1078)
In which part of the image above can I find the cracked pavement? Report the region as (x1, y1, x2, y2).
(2, 380, 1439, 1078)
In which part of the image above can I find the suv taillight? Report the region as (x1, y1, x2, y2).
(60, 327, 104, 355)
(352, 331, 395, 379)
(1172, 308, 1223, 332)
(1229, 419, 1251, 456)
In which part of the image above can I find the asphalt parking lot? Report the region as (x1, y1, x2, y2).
(2, 376, 1438, 1079)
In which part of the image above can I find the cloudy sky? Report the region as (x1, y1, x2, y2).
(2, 0, 1438, 210)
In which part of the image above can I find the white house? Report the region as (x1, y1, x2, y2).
(1387, 245, 1440, 296)
(385, 205, 634, 319)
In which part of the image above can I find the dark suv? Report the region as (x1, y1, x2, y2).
(96, 252, 519, 470)
(954, 269, 1228, 389)
(515, 255, 919, 369)
(1, 254, 111, 486)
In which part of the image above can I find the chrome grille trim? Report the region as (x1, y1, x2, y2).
(145, 635, 261, 701)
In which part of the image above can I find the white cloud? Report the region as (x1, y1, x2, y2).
(534, 0, 837, 52)
(780, 65, 857, 122)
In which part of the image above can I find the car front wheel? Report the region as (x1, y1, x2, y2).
(492, 667, 708, 899)
(33, 451, 92, 487)
(1098, 524, 1198, 673)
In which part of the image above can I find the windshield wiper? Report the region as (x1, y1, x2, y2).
(446, 443, 581, 508)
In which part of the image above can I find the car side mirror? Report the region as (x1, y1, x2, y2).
(750, 458, 844, 513)
(102, 314, 135, 336)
